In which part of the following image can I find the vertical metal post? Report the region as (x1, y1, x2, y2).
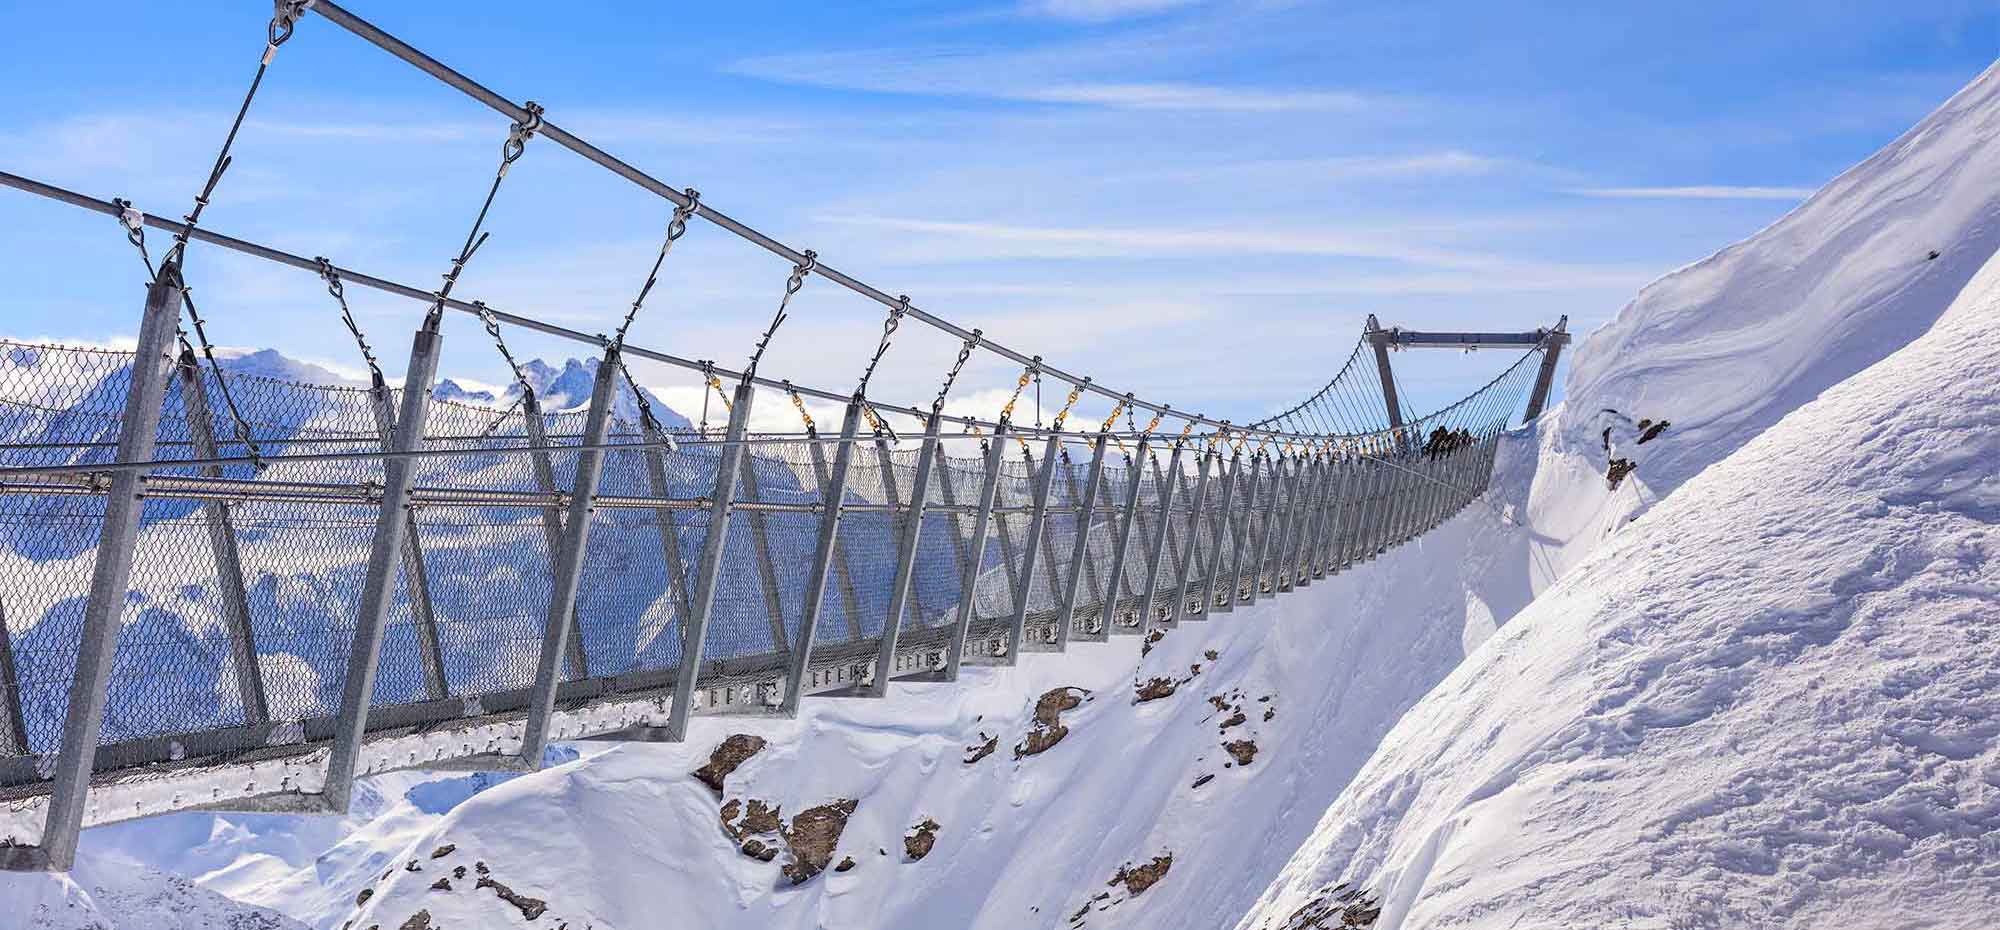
(1330, 455, 1355, 570)
(1280, 455, 1317, 591)
(1137, 442, 1181, 630)
(642, 434, 697, 633)
(0, 599, 24, 756)
(665, 383, 755, 741)
(1224, 455, 1262, 609)
(1204, 451, 1240, 614)
(176, 350, 268, 725)
(869, 414, 941, 694)
(1425, 444, 1444, 532)
(1391, 444, 1419, 545)
(944, 421, 1008, 681)
(1154, 454, 1188, 594)
(1331, 455, 1356, 571)
(1273, 454, 1307, 592)
(1366, 315, 1405, 430)
(1218, 453, 1256, 614)
(1320, 456, 1350, 574)
(735, 449, 791, 654)
(1374, 451, 1402, 556)
(805, 437, 864, 640)
(1061, 449, 1108, 609)
(1297, 455, 1330, 584)
(1007, 433, 1062, 660)
(1302, 455, 1333, 578)
(321, 315, 442, 815)
(518, 348, 619, 765)
(1247, 455, 1288, 606)
(1358, 453, 1384, 563)
(368, 384, 448, 701)
(1100, 438, 1151, 636)
(1316, 454, 1341, 573)
(40, 270, 182, 869)
(933, 444, 975, 613)
(523, 397, 587, 680)
(1522, 318, 1568, 422)
(1054, 434, 1109, 647)
(991, 478, 1024, 625)
(1167, 448, 1214, 626)
(1393, 443, 1421, 545)
(1034, 447, 1068, 637)
(873, 438, 932, 628)
(784, 402, 861, 714)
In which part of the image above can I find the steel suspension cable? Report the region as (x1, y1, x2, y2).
(610, 189, 700, 445)
(314, 258, 386, 388)
(136, 4, 318, 471)
(295, 0, 1400, 446)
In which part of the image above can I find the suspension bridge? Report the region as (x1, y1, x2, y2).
(0, 1, 1569, 871)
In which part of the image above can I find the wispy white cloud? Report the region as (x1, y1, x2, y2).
(1566, 185, 1816, 201)
(1015, 82, 1366, 111)
(812, 213, 1521, 269)
(1020, 0, 1204, 23)
(724, 12, 1377, 114)
(1110, 150, 1510, 185)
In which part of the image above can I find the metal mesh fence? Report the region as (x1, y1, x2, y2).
(0, 336, 1534, 792)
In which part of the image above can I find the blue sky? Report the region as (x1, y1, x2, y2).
(1, 1, 1993, 432)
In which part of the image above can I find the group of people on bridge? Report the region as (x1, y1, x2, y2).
(1423, 426, 1479, 460)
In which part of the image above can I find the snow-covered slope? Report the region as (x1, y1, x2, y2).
(0, 852, 307, 930)
(1541, 62, 2000, 576)
(85, 427, 1539, 930)
(1236, 172, 2000, 930)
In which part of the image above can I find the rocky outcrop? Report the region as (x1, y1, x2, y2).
(693, 734, 767, 796)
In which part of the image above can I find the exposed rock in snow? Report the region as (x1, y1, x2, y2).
(780, 798, 860, 884)
(902, 817, 941, 861)
(695, 734, 769, 796)
(1016, 686, 1089, 758)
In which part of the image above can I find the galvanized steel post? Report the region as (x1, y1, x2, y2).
(665, 382, 755, 741)
(1137, 441, 1182, 630)
(944, 420, 1009, 680)
(1168, 448, 1215, 625)
(1218, 452, 1256, 614)
(175, 349, 269, 725)
(804, 436, 864, 640)
(367, 382, 448, 701)
(1202, 451, 1239, 614)
(869, 413, 941, 694)
(1008, 433, 1063, 658)
(1247, 455, 1288, 605)
(1100, 437, 1151, 636)
(734, 447, 792, 656)
(784, 401, 861, 714)
(1054, 434, 1109, 646)
(519, 348, 620, 764)
(37, 268, 183, 870)
(523, 397, 588, 680)
(320, 315, 444, 815)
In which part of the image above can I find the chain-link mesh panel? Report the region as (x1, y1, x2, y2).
(0, 333, 1533, 788)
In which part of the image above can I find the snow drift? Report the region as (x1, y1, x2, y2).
(1238, 205, 2000, 930)
(1237, 65, 2000, 930)
(1557, 63, 2000, 502)
(156, 424, 1545, 930)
